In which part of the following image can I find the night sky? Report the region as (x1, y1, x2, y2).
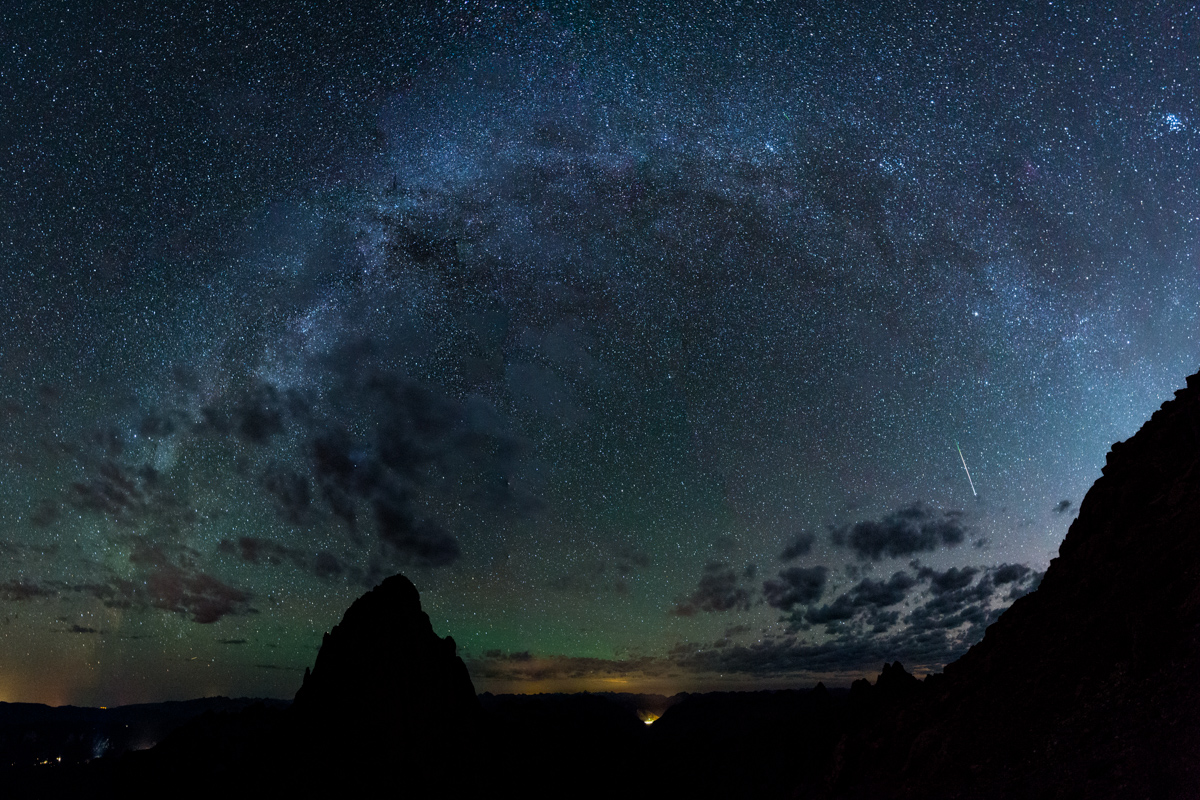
(1, 1, 1196, 707)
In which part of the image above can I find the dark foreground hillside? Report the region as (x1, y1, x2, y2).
(825, 371, 1200, 799)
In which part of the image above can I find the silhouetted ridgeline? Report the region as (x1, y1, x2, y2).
(10, 370, 1200, 798)
(826, 371, 1200, 798)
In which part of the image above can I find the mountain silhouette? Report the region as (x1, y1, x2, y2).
(105, 574, 481, 798)
(827, 371, 1200, 798)
(292, 573, 480, 735)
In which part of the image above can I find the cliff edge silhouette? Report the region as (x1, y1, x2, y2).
(829, 371, 1200, 798)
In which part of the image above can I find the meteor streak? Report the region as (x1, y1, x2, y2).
(956, 441, 978, 497)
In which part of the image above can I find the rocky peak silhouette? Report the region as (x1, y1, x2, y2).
(873, 662, 919, 696)
(292, 574, 480, 733)
(108, 574, 484, 797)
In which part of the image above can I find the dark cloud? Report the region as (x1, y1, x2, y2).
(440, 560, 1040, 682)
(906, 600, 995, 633)
(907, 566, 996, 633)
(217, 537, 344, 582)
(997, 565, 1044, 600)
(853, 572, 919, 606)
(219, 536, 299, 566)
(131, 345, 537, 578)
(310, 431, 365, 529)
(70, 625, 98, 634)
(780, 531, 816, 560)
(69, 461, 159, 519)
(79, 569, 252, 624)
(1053, 499, 1073, 514)
(29, 500, 61, 529)
(672, 562, 754, 616)
(804, 595, 858, 625)
(670, 625, 974, 677)
(799, 571, 918, 631)
(922, 566, 978, 594)
(288, 374, 513, 568)
(138, 409, 183, 439)
(196, 382, 300, 444)
(234, 383, 289, 444)
(0, 580, 55, 601)
(219, 639, 248, 645)
(70, 540, 259, 624)
(373, 495, 460, 567)
(73, 579, 138, 609)
(142, 568, 253, 624)
(992, 563, 1032, 584)
(86, 428, 124, 457)
(866, 609, 900, 634)
(763, 566, 827, 610)
(831, 503, 967, 560)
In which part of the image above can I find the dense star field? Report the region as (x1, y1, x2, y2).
(0, 1, 1196, 706)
